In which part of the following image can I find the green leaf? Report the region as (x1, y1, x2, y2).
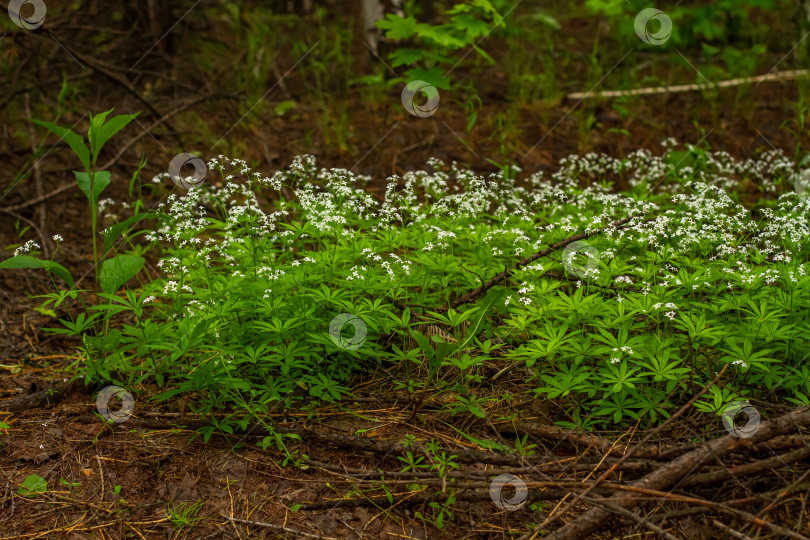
(103, 212, 160, 255)
(88, 109, 113, 158)
(376, 14, 420, 39)
(452, 14, 490, 40)
(449, 0, 500, 18)
(390, 48, 428, 67)
(418, 24, 467, 49)
(34, 306, 57, 318)
(91, 111, 140, 165)
(100, 254, 145, 293)
(531, 11, 561, 30)
(75, 170, 112, 202)
(410, 329, 434, 360)
(456, 289, 503, 351)
(30, 119, 91, 172)
(274, 100, 297, 116)
(471, 44, 495, 65)
(405, 67, 451, 90)
(0, 255, 75, 288)
(18, 474, 47, 497)
(450, 426, 505, 451)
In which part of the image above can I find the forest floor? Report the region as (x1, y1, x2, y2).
(4, 355, 807, 539)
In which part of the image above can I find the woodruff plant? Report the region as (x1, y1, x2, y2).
(4, 127, 810, 439)
(140, 146, 810, 436)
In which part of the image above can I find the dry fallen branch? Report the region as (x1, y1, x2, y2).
(297, 487, 562, 511)
(711, 519, 755, 540)
(87, 413, 644, 467)
(0, 379, 81, 412)
(567, 69, 809, 100)
(528, 367, 728, 535)
(652, 490, 810, 540)
(679, 446, 810, 487)
(541, 404, 810, 540)
(503, 421, 667, 460)
(585, 496, 680, 540)
(223, 515, 335, 539)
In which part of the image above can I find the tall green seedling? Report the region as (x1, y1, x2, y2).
(30, 109, 140, 284)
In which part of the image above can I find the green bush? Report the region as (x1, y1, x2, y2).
(6, 121, 810, 438)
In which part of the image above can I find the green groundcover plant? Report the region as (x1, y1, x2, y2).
(4, 114, 810, 440)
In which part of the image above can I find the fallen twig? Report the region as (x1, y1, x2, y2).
(223, 515, 335, 539)
(679, 446, 810, 487)
(711, 519, 755, 540)
(541, 404, 810, 540)
(297, 487, 558, 511)
(503, 421, 666, 460)
(528, 366, 727, 537)
(437, 214, 647, 311)
(0, 379, 81, 412)
(567, 69, 809, 100)
(586, 496, 680, 540)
